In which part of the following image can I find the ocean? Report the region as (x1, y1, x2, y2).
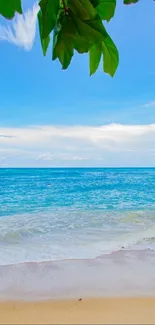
(0, 167, 155, 300)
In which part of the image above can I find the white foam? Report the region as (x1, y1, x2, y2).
(1, 210, 155, 265)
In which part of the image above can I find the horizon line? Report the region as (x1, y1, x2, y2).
(0, 166, 155, 169)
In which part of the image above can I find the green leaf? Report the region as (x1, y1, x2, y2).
(0, 0, 22, 19)
(52, 15, 76, 69)
(124, 0, 139, 3)
(38, 10, 50, 56)
(68, 0, 97, 20)
(102, 33, 119, 76)
(72, 15, 107, 45)
(89, 0, 100, 8)
(96, 0, 116, 21)
(89, 43, 102, 75)
(39, 0, 60, 38)
(74, 36, 92, 53)
(53, 13, 93, 62)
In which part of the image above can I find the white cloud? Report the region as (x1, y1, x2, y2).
(0, 124, 155, 167)
(0, 3, 38, 50)
(37, 152, 88, 162)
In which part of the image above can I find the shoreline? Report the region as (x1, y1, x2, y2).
(1, 297, 155, 324)
(1, 249, 155, 300)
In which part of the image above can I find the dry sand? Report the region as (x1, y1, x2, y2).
(0, 297, 155, 324)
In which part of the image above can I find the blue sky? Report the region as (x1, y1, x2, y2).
(0, 0, 155, 167)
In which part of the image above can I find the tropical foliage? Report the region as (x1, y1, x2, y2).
(0, 0, 141, 76)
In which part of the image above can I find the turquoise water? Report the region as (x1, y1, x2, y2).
(0, 168, 155, 265)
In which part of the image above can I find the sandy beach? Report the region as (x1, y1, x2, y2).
(0, 297, 155, 324)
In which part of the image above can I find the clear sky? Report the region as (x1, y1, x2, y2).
(0, 0, 155, 167)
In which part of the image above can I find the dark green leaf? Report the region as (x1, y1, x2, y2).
(72, 15, 107, 45)
(74, 36, 92, 53)
(0, 0, 22, 19)
(89, 43, 102, 75)
(53, 13, 92, 61)
(124, 0, 139, 3)
(52, 15, 76, 69)
(96, 0, 116, 21)
(89, 0, 100, 8)
(39, 0, 59, 38)
(102, 33, 119, 76)
(68, 0, 97, 20)
(38, 10, 50, 56)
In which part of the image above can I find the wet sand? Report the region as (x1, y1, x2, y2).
(1, 250, 155, 324)
(1, 250, 155, 300)
(0, 297, 155, 324)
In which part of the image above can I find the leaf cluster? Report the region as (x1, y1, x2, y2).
(0, 0, 141, 76)
(38, 0, 118, 76)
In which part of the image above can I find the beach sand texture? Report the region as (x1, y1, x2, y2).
(0, 297, 155, 324)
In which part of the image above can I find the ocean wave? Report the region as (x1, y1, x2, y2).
(0, 219, 155, 244)
(0, 228, 43, 243)
(0, 223, 155, 266)
(0, 208, 155, 266)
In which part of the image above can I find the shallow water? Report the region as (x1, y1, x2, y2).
(0, 168, 155, 265)
(0, 249, 155, 300)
